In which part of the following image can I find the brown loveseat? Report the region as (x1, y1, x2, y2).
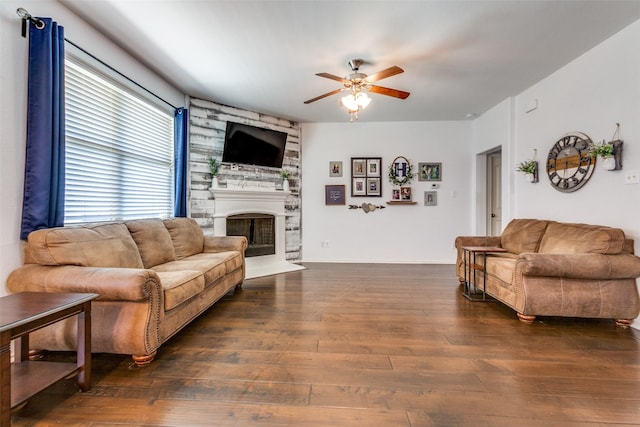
(7, 217, 247, 365)
(455, 219, 640, 326)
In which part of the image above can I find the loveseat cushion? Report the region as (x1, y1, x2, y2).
(26, 223, 144, 268)
(538, 222, 626, 254)
(155, 270, 205, 311)
(500, 219, 549, 254)
(126, 219, 176, 268)
(163, 218, 204, 259)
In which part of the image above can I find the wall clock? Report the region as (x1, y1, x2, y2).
(546, 132, 595, 193)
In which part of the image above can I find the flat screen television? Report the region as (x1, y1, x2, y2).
(222, 121, 288, 168)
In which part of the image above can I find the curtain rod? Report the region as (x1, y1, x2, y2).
(17, 7, 179, 111)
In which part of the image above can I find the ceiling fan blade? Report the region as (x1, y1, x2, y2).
(365, 66, 404, 83)
(316, 72, 351, 84)
(304, 88, 346, 104)
(368, 85, 410, 99)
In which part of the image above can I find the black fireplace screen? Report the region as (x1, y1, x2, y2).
(226, 213, 275, 257)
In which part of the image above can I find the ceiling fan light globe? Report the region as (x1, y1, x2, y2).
(356, 92, 371, 109)
(341, 95, 359, 112)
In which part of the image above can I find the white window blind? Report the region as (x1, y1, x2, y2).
(64, 56, 174, 224)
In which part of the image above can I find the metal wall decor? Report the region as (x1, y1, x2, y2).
(348, 203, 386, 213)
(546, 132, 595, 193)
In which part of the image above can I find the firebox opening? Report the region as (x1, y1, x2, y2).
(226, 213, 275, 257)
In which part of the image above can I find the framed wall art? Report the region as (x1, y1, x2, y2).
(329, 161, 343, 177)
(401, 186, 412, 201)
(351, 157, 382, 197)
(418, 162, 442, 181)
(325, 185, 346, 205)
(424, 190, 438, 206)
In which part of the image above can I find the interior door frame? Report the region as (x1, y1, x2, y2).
(486, 148, 502, 236)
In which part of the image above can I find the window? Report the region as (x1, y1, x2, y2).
(64, 53, 174, 224)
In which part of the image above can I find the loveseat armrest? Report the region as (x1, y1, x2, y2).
(7, 264, 162, 302)
(517, 252, 640, 280)
(454, 236, 502, 279)
(203, 235, 248, 254)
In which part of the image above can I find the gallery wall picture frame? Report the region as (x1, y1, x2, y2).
(392, 189, 401, 200)
(367, 178, 381, 196)
(367, 158, 381, 177)
(418, 162, 442, 181)
(325, 185, 346, 205)
(400, 186, 412, 201)
(329, 161, 343, 177)
(351, 157, 383, 197)
(424, 190, 438, 206)
(352, 177, 366, 196)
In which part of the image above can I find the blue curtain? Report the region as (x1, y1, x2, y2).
(20, 18, 66, 240)
(174, 107, 189, 217)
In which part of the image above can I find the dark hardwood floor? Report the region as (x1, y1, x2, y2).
(11, 263, 640, 426)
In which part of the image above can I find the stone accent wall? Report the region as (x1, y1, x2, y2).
(188, 98, 301, 261)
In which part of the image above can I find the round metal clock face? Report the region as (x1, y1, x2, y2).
(546, 132, 595, 192)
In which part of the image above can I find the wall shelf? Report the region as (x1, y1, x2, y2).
(386, 201, 417, 205)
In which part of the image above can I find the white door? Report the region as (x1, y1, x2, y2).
(487, 152, 502, 236)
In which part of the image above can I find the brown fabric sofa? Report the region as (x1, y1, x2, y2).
(455, 219, 640, 326)
(7, 217, 247, 365)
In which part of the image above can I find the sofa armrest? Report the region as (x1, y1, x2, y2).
(517, 253, 640, 280)
(203, 236, 248, 254)
(7, 264, 162, 302)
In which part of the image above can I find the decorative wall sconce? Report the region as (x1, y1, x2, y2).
(516, 158, 539, 183)
(588, 124, 624, 171)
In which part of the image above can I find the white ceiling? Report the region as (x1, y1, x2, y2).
(60, 0, 640, 123)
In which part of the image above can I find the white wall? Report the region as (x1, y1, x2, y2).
(301, 121, 472, 263)
(512, 19, 640, 244)
(0, 0, 184, 296)
(471, 98, 515, 234)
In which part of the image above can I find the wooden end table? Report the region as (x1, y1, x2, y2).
(0, 292, 98, 425)
(461, 246, 507, 301)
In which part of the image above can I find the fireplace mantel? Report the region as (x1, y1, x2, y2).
(210, 188, 304, 278)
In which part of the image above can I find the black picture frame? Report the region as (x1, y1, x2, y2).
(351, 157, 382, 197)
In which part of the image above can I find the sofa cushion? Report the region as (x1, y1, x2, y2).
(152, 257, 223, 286)
(126, 219, 176, 268)
(538, 222, 626, 254)
(163, 218, 204, 259)
(485, 256, 517, 286)
(26, 223, 144, 268)
(155, 270, 205, 311)
(500, 219, 549, 254)
(188, 252, 244, 276)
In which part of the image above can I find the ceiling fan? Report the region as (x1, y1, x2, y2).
(304, 59, 410, 120)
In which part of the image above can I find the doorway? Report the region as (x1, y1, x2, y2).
(486, 151, 502, 236)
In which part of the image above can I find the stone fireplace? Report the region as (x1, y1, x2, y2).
(210, 187, 304, 278)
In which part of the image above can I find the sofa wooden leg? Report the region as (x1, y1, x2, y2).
(517, 313, 536, 323)
(28, 349, 47, 360)
(132, 351, 156, 366)
(235, 282, 243, 291)
(615, 319, 632, 328)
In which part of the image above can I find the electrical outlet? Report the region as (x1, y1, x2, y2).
(624, 170, 640, 184)
(320, 241, 330, 248)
